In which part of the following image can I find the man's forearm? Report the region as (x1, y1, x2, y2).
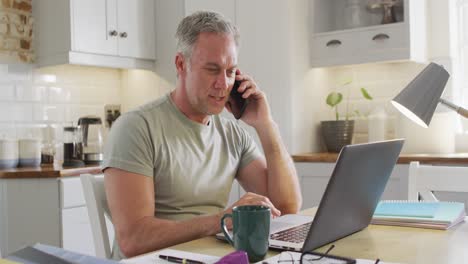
(254, 121, 302, 214)
(119, 213, 221, 258)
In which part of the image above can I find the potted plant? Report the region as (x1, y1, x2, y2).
(321, 81, 372, 152)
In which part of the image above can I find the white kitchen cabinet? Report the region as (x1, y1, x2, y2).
(0, 178, 60, 257)
(60, 176, 115, 256)
(71, 0, 117, 57)
(59, 177, 95, 256)
(61, 207, 95, 255)
(0, 176, 113, 257)
(116, 0, 156, 59)
(310, 0, 427, 67)
(296, 162, 410, 210)
(34, 0, 156, 70)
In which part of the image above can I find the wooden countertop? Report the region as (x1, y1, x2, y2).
(292, 152, 468, 165)
(0, 164, 102, 179)
(5, 153, 467, 178)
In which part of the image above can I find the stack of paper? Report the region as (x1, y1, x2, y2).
(121, 249, 220, 264)
(371, 201, 466, 230)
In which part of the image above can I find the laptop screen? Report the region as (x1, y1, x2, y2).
(302, 139, 404, 252)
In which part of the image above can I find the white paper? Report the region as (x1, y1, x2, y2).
(257, 251, 401, 264)
(120, 249, 220, 264)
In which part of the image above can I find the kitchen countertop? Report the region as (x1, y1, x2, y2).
(0, 164, 102, 179)
(293, 152, 468, 165)
(5, 153, 468, 178)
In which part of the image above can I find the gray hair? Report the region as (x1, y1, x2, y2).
(175, 11, 240, 61)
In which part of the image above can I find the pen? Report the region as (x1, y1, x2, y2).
(159, 254, 206, 264)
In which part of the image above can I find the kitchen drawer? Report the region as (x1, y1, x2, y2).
(61, 206, 95, 255)
(358, 24, 409, 55)
(60, 177, 86, 209)
(310, 31, 358, 66)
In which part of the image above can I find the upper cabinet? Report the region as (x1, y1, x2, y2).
(310, 0, 427, 67)
(34, 0, 156, 70)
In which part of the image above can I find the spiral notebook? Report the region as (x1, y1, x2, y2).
(371, 200, 466, 230)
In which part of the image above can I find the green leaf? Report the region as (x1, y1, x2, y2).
(341, 77, 353, 86)
(326, 92, 343, 107)
(360, 87, 373, 100)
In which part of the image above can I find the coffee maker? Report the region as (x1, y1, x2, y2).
(78, 116, 105, 165)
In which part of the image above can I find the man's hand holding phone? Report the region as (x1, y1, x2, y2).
(226, 70, 273, 128)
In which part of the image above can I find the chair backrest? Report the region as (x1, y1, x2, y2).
(408, 161, 468, 201)
(80, 174, 112, 259)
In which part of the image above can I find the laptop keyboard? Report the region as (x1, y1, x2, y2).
(270, 222, 312, 243)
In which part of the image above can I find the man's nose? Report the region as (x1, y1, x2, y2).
(214, 73, 229, 90)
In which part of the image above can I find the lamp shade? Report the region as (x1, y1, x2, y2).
(391, 63, 449, 128)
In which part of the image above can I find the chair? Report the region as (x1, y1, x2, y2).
(80, 174, 112, 259)
(408, 161, 468, 201)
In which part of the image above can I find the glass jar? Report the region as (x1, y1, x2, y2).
(41, 142, 55, 164)
(63, 126, 84, 167)
(41, 125, 55, 164)
(342, 0, 369, 29)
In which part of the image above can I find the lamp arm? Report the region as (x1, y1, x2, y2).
(439, 98, 468, 119)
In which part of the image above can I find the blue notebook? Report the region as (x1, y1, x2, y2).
(372, 200, 466, 229)
(374, 201, 439, 218)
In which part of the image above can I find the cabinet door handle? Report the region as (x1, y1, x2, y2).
(119, 32, 128, 38)
(109, 30, 118, 37)
(372, 33, 390, 41)
(326, 39, 342, 47)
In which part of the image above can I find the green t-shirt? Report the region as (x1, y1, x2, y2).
(103, 93, 261, 258)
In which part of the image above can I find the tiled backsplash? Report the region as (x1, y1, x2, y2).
(0, 63, 122, 140)
(324, 62, 427, 143)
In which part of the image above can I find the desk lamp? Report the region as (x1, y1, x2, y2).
(391, 62, 467, 128)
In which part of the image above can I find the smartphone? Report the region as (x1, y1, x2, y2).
(228, 80, 248, 119)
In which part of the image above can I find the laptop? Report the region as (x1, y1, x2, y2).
(217, 139, 404, 252)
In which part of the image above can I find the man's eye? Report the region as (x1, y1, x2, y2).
(227, 70, 236, 76)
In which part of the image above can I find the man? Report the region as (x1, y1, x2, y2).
(103, 11, 302, 259)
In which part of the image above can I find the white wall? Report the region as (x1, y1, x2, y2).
(289, 0, 329, 153)
(121, 69, 173, 112)
(235, 0, 295, 151)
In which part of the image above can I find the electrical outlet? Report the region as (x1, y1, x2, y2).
(104, 104, 121, 128)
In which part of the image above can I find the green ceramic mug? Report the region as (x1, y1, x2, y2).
(221, 205, 270, 262)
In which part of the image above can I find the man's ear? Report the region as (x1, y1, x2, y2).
(175, 53, 186, 76)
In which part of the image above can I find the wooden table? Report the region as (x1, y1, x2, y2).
(147, 208, 468, 264)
